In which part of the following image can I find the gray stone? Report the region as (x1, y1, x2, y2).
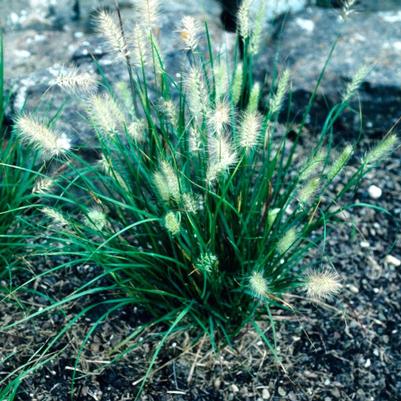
(259, 6, 401, 136)
(5, 0, 225, 147)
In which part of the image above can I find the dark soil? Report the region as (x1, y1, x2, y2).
(1, 137, 401, 401)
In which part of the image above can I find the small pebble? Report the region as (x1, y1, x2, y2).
(231, 384, 239, 393)
(368, 185, 382, 199)
(360, 240, 370, 248)
(262, 388, 270, 399)
(384, 254, 401, 267)
(364, 358, 372, 368)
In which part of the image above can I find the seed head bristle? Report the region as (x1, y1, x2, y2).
(343, 65, 370, 103)
(305, 269, 342, 300)
(232, 63, 243, 105)
(239, 110, 261, 150)
(164, 211, 181, 235)
(85, 208, 107, 231)
(96, 10, 128, 59)
(128, 119, 146, 142)
(186, 66, 208, 119)
(327, 144, 353, 181)
(247, 82, 261, 113)
(207, 102, 230, 135)
(238, 0, 251, 40)
(179, 15, 201, 51)
(298, 177, 320, 204)
(53, 66, 98, 95)
(32, 177, 54, 195)
(277, 228, 297, 254)
(270, 69, 290, 115)
(363, 134, 398, 166)
(249, 271, 268, 298)
(207, 135, 237, 182)
(88, 94, 125, 134)
(154, 161, 181, 203)
(300, 149, 326, 181)
(42, 207, 69, 227)
(135, 0, 160, 30)
(16, 115, 70, 158)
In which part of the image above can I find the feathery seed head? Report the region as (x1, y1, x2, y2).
(96, 10, 128, 59)
(343, 65, 370, 103)
(277, 228, 297, 254)
(128, 119, 146, 142)
(154, 161, 181, 203)
(186, 66, 208, 119)
(196, 252, 219, 273)
(88, 94, 125, 134)
(207, 102, 230, 134)
(85, 208, 107, 231)
(363, 134, 398, 166)
(135, 0, 160, 30)
(214, 62, 229, 100)
(270, 69, 290, 115)
(250, 1, 266, 55)
(300, 149, 326, 181)
(247, 82, 261, 113)
(164, 211, 181, 235)
(267, 208, 281, 229)
(327, 144, 353, 181)
(207, 135, 237, 182)
(32, 177, 54, 195)
(239, 110, 261, 150)
(232, 63, 243, 105)
(132, 25, 149, 66)
(159, 98, 177, 125)
(189, 127, 202, 153)
(305, 269, 342, 300)
(179, 16, 201, 51)
(53, 67, 98, 95)
(298, 177, 320, 205)
(238, 0, 251, 40)
(249, 271, 268, 298)
(42, 207, 69, 227)
(183, 193, 200, 214)
(16, 115, 70, 158)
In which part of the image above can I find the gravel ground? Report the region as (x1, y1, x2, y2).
(1, 133, 400, 401)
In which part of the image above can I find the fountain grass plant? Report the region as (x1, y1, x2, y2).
(0, 1, 398, 399)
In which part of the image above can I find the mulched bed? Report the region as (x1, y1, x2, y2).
(1, 135, 400, 401)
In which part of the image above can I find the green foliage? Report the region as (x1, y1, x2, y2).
(0, 3, 398, 399)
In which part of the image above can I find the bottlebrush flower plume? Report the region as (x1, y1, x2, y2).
(42, 207, 69, 227)
(88, 94, 125, 134)
(249, 271, 268, 298)
(96, 10, 128, 59)
(206, 135, 237, 182)
(164, 211, 181, 235)
(239, 110, 261, 150)
(179, 16, 201, 51)
(153, 161, 181, 203)
(363, 134, 398, 166)
(270, 69, 290, 115)
(53, 66, 98, 95)
(298, 177, 320, 204)
(232, 63, 243, 105)
(135, 0, 160, 30)
(85, 208, 107, 231)
(207, 102, 230, 134)
(16, 115, 70, 158)
(277, 228, 297, 254)
(327, 144, 353, 181)
(305, 269, 342, 300)
(186, 66, 208, 119)
(196, 253, 219, 273)
(32, 177, 54, 195)
(238, 0, 251, 40)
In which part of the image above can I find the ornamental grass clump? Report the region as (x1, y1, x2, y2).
(54, 0, 399, 342)
(2, 1, 398, 397)
(45, 0, 397, 353)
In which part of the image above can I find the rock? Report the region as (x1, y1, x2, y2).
(262, 388, 270, 399)
(259, 6, 401, 136)
(5, 0, 226, 147)
(384, 254, 401, 267)
(368, 185, 383, 199)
